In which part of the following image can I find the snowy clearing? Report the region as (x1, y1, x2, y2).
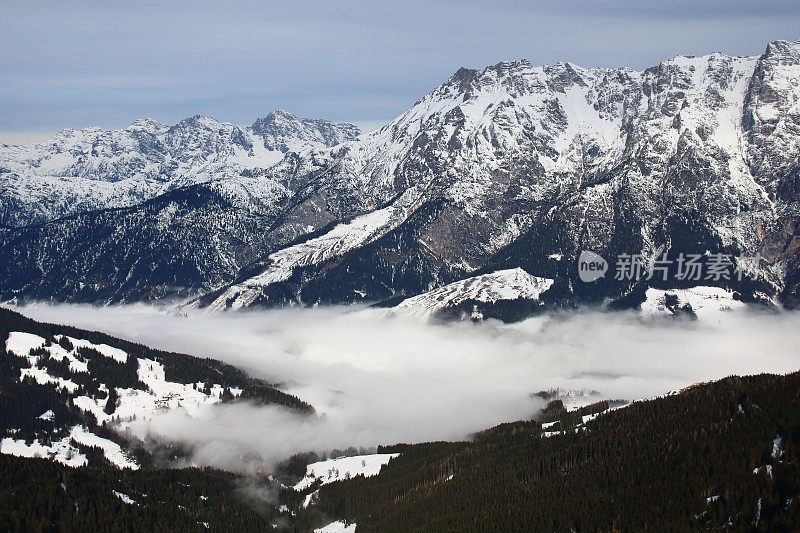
(294, 453, 400, 491)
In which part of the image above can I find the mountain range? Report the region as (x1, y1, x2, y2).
(0, 110, 360, 227)
(1, 40, 799, 313)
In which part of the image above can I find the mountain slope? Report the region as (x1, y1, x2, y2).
(0, 455, 278, 531)
(292, 370, 800, 531)
(0, 111, 360, 227)
(389, 268, 554, 321)
(0, 184, 285, 303)
(0, 307, 311, 470)
(199, 39, 800, 311)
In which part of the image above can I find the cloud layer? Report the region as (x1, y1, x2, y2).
(17, 304, 800, 473)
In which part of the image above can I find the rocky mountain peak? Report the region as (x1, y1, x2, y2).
(542, 61, 588, 91)
(250, 110, 361, 152)
(191, 42, 800, 311)
(126, 117, 166, 132)
(763, 39, 800, 62)
(0, 110, 361, 226)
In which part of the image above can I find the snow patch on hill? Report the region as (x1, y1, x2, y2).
(294, 453, 399, 491)
(392, 268, 554, 319)
(0, 423, 137, 470)
(70, 425, 139, 469)
(113, 490, 137, 505)
(640, 286, 747, 320)
(314, 521, 356, 533)
(0, 433, 87, 467)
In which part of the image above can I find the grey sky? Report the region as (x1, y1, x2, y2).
(1, 0, 799, 143)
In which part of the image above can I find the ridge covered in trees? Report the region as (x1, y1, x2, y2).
(1, 306, 269, 391)
(292, 371, 800, 531)
(0, 306, 313, 469)
(0, 454, 277, 531)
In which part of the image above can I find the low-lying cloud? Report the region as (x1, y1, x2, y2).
(16, 303, 800, 473)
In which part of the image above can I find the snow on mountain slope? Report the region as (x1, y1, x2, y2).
(0, 111, 360, 226)
(1, 423, 138, 469)
(251, 109, 361, 153)
(1, 431, 89, 468)
(392, 268, 554, 320)
(744, 40, 800, 218)
(314, 522, 357, 533)
(294, 453, 399, 491)
(200, 186, 427, 310)
(640, 286, 748, 321)
(3, 330, 242, 469)
(194, 40, 799, 311)
(69, 425, 139, 469)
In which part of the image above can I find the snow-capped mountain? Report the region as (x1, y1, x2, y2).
(1, 39, 799, 309)
(251, 109, 361, 154)
(197, 39, 800, 310)
(0, 111, 360, 226)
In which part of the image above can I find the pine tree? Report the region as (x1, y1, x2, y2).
(104, 388, 118, 415)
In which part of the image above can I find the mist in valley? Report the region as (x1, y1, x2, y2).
(15, 303, 800, 473)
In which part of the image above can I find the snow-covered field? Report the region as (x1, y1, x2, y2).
(294, 453, 400, 491)
(640, 286, 748, 321)
(314, 521, 356, 533)
(0, 424, 140, 469)
(1, 432, 88, 467)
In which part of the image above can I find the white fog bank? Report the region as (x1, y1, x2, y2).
(12, 303, 800, 473)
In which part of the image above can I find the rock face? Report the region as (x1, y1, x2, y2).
(250, 109, 361, 154)
(1, 40, 799, 309)
(0, 111, 361, 227)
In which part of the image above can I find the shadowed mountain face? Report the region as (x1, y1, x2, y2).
(1, 41, 799, 309)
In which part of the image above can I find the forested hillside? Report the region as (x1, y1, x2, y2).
(294, 372, 800, 531)
(0, 306, 312, 471)
(0, 454, 276, 531)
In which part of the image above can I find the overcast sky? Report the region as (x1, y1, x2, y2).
(1, 0, 798, 143)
